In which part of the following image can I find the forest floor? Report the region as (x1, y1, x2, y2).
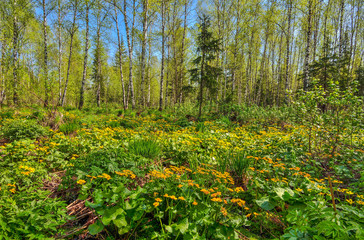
(0, 108, 363, 239)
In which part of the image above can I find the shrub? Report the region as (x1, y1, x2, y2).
(2, 119, 48, 141)
(30, 110, 45, 121)
(218, 116, 234, 128)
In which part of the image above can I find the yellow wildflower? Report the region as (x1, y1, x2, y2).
(77, 179, 86, 185)
(221, 207, 228, 216)
(211, 198, 223, 202)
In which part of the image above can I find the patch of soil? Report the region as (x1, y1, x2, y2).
(0, 138, 9, 146)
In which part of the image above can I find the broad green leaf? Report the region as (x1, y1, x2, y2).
(102, 207, 125, 225)
(176, 218, 189, 234)
(255, 196, 275, 211)
(88, 219, 104, 235)
(274, 187, 295, 201)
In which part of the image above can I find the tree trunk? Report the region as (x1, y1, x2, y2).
(178, 0, 188, 104)
(114, 1, 126, 109)
(123, 0, 135, 109)
(165, 35, 170, 108)
(57, 0, 63, 105)
(284, 0, 292, 103)
(303, 0, 313, 91)
(159, 0, 165, 111)
(0, 39, 5, 106)
(147, 34, 151, 106)
(198, 51, 205, 119)
(12, 12, 19, 105)
(61, 0, 78, 107)
(171, 0, 177, 105)
(276, 31, 283, 105)
(338, 0, 345, 57)
(42, 0, 49, 107)
(96, 6, 102, 108)
(350, 0, 361, 74)
(140, 0, 148, 108)
(79, 2, 89, 110)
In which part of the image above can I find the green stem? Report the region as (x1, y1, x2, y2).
(159, 217, 165, 235)
(127, 212, 146, 240)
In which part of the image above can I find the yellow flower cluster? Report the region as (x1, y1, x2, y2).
(231, 198, 246, 207)
(220, 207, 228, 216)
(97, 173, 111, 180)
(211, 198, 223, 202)
(115, 170, 136, 179)
(77, 179, 86, 185)
(19, 165, 35, 176)
(163, 193, 186, 201)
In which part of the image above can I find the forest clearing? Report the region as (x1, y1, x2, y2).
(0, 104, 363, 239)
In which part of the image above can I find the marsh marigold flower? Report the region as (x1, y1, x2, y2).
(221, 207, 228, 216)
(211, 198, 223, 202)
(77, 179, 86, 185)
(201, 189, 210, 195)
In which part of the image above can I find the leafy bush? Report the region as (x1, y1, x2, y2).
(128, 139, 161, 159)
(30, 110, 45, 121)
(0, 187, 68, 239)
(218, 116, 234, 128)
(1, 119, 48, 141)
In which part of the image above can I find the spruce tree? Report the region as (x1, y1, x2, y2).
(190, 14, 221, 118)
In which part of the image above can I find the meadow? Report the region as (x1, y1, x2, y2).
(0, 105, 363, 239)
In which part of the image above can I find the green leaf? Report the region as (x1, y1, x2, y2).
(165, 225, 173, 233)
(176, 218, 189, 234)
(85, 201, 102, 209)
(118, 226, 131, 235)
(113, 215, 128, 228)
(255, 196, 275, 211)
(274, 187, 295, 201)
(102, 207, 125, 225)
(88, 219, 104, 235)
